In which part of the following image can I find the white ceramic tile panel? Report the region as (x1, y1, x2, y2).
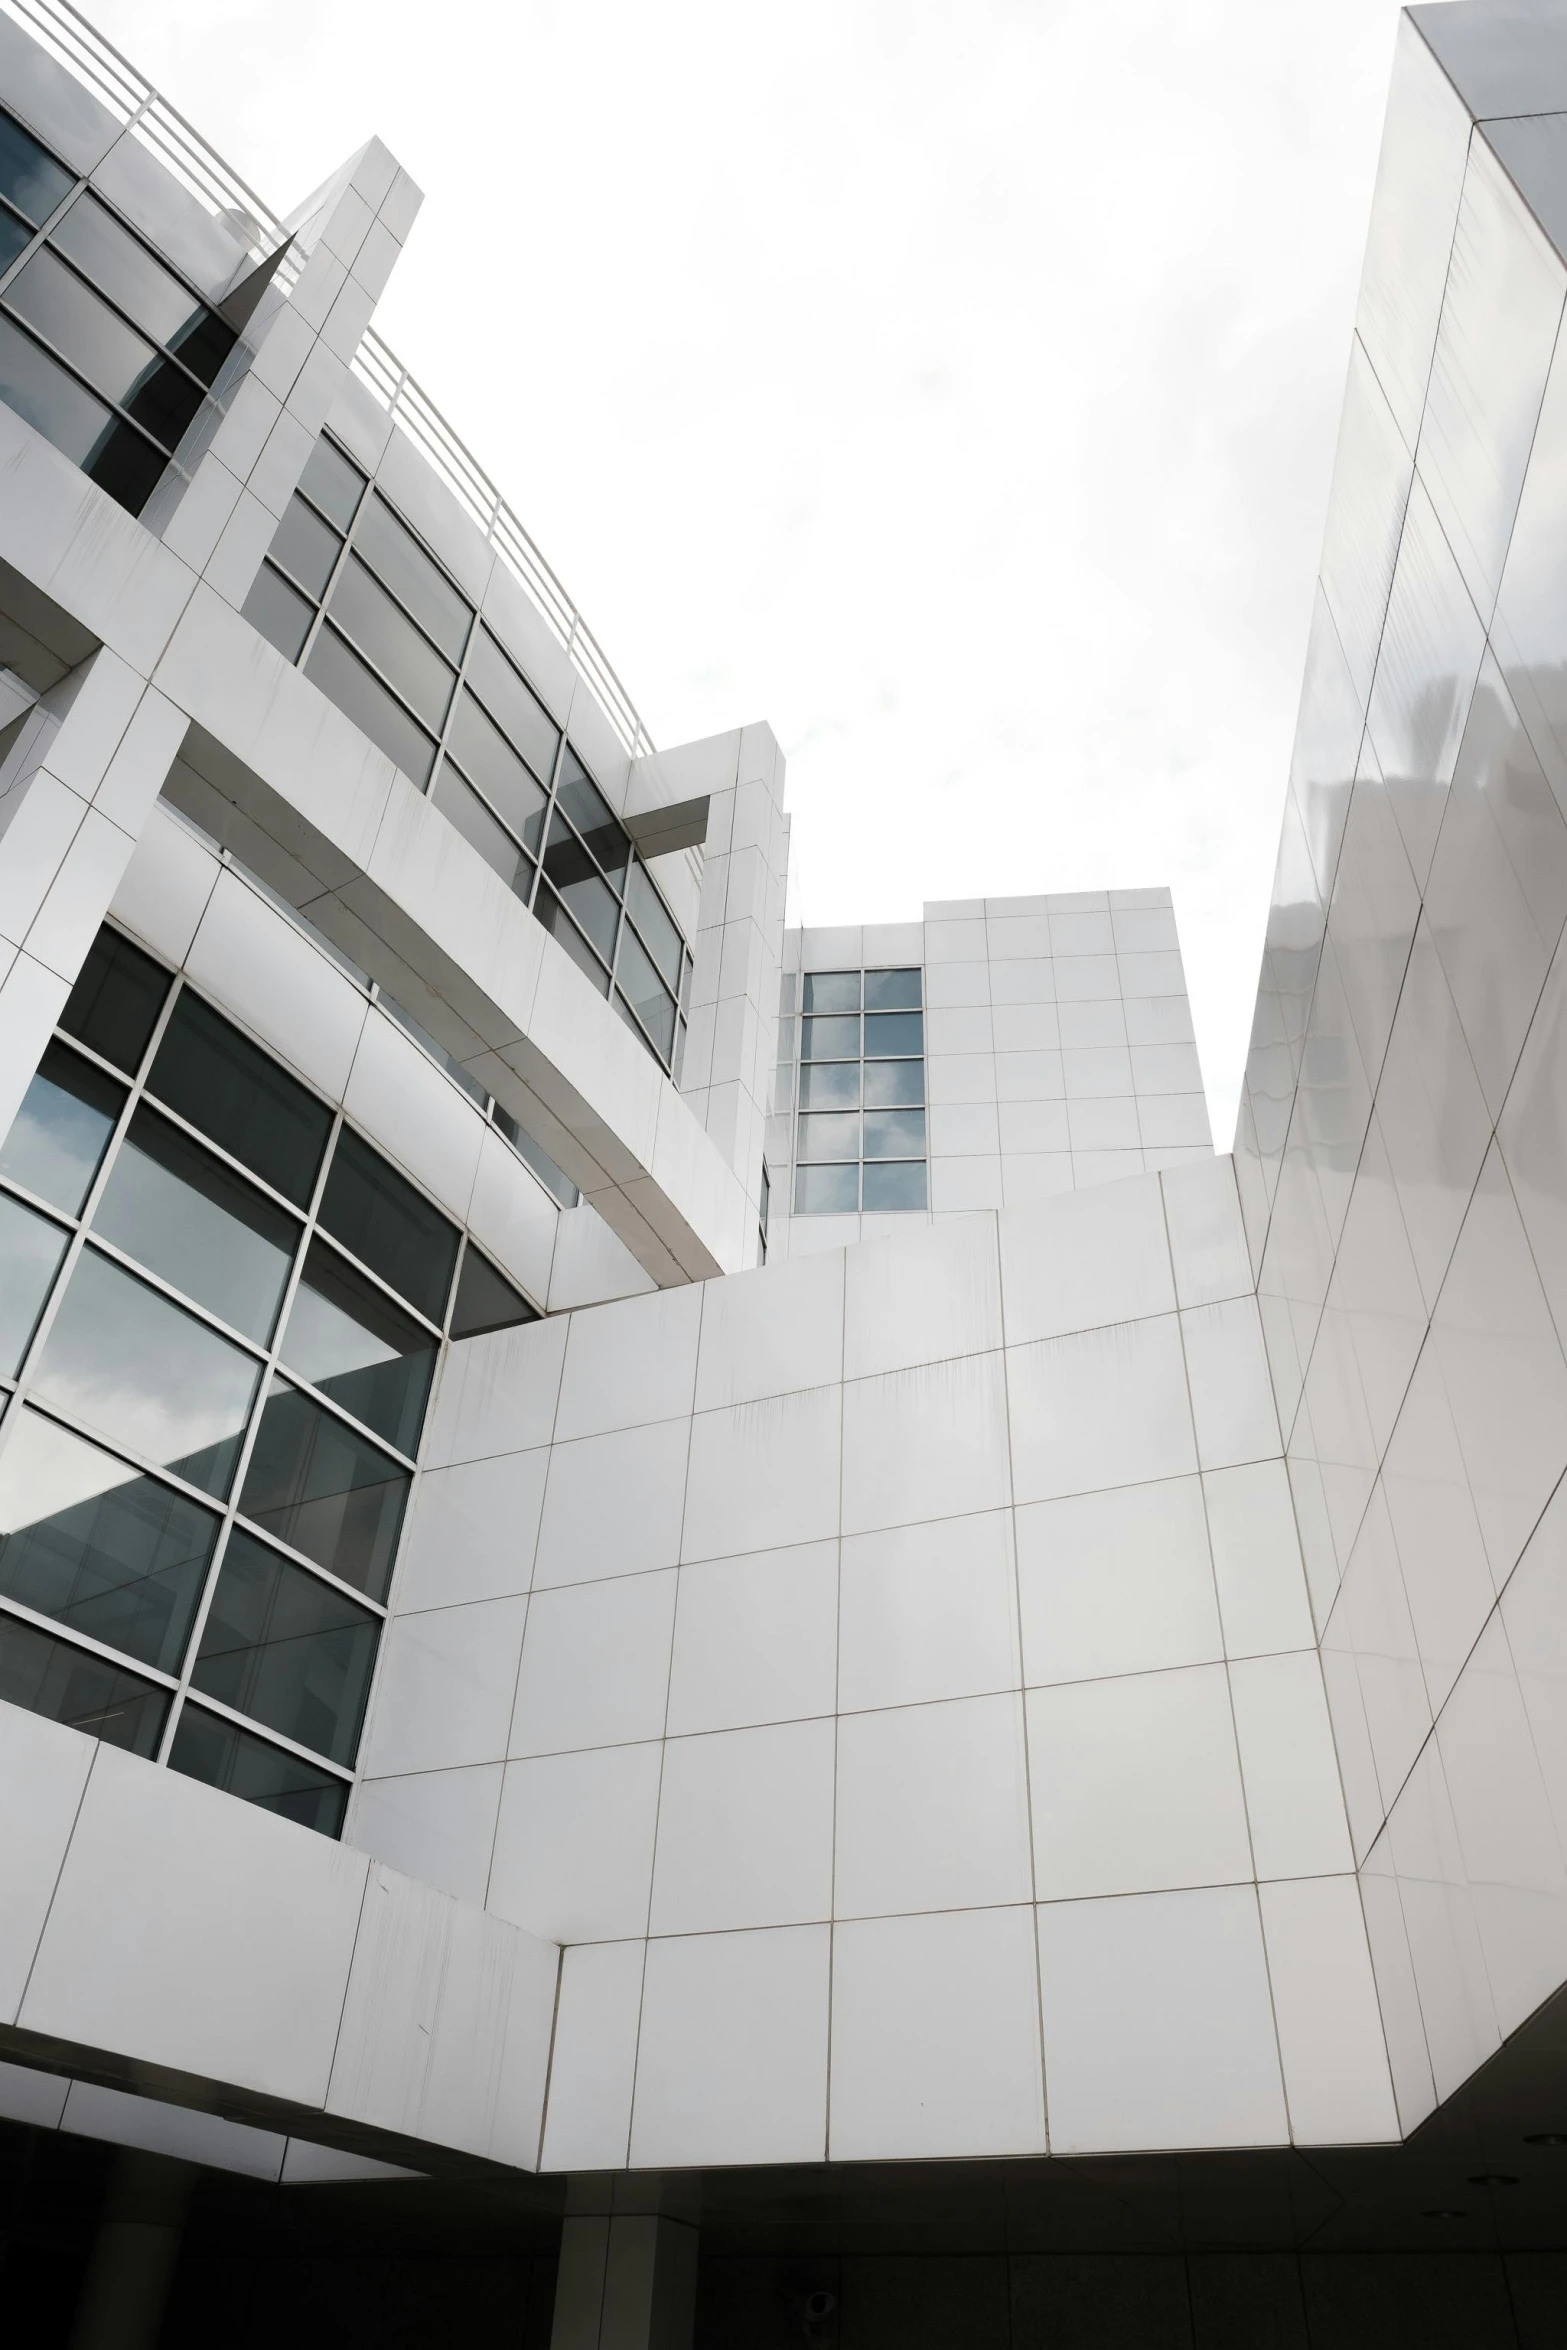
(650, 1719, 835, 1933)
(1229, 1652, 1354, 1878)
(630, 1926, 830, 2167)
(1162, 1160, 1251, 1308)
(999, 1177, 1175, 1344)
(540, 1939, 644, 2170)
(488, 1744, 662, 1944)
(1203, 1462, 1316, 1657)
(1007, 1315, 1197, 1504)
(834, 1694, 1032, 1917)
(531, 1419, 691, 1588)
(929, 1157, 1003, 1212)
(838, 1512, 1019, 1711)
(841, 1351, 1011, 1536)
(421, 1316, 569, 1468)
(1181, 1297, 1280, 1470)
(1259, 1876, 1400, 2144)
(360, 1597, 528, 1777)
(553, 1285, 703, 1441)
(693, 1249, 844, 1410)
(682, 1384, 842, 1562)
(829, 1908, 1046, 2160)
(0, 1704, 95, 2022)
(1016, 1479, 1221, 1685)
(666, 1541, 839, 1734)
(183, 866, 365, 1103)
(509, 1572, 677, 1757)
(347, 1765, 503, 1908)
(394, 1451, 547, 1611)
(842, 1215, 1001, 1381)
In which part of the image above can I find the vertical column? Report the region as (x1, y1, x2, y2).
(68, 2151, 194, 2350)
(551, 2214, 699, 2350)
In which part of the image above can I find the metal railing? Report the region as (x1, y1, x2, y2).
(1, 0, 657, 760)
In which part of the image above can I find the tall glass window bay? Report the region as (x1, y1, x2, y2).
(92, 1107, 301, 1343)
(0, 1042, 124, 1216)
(794, 969, 927, 1213)
(240, 1380, 409, 1603)
(189, 1526, 378, 1767)
(280, 1241, 436, 1456)
(0, 1192, 70, 1375)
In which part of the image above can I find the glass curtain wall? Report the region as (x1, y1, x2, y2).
(0, 107, 236, 514)
(242, 435, 694, 1078)
(0, 923, 537, 1834)
(789, 968, 927, 1212)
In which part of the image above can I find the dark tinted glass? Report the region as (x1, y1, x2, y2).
(864, 968, 922, 1011)
(616, 925, 676, 1059)
(354, 495, 471, 661)
(799, 1061, 859, 1111)
(797, 1113, 859, 1162)
(0, 1190, 69, 1375)
(148, 992, 330, 1208)
(317, 1129, 458, 1324)
(536, 887, 611, 993)
(0, 1612, 167, 1756)
(864, 1011, 923, 1057)
(555, 751, 628, 887)
(60, 927, 170, 1074)
(168, 1702, 347, 1835)
(446, 689, 548, 847)
(241, 561, 313, 662)
(0, 1040, 123, 1213)
(627, 862, 683, 992)
(0, 206, 28, 272)
(803, 971, 859, 1014)
(863, 1058, 924, 1108)
(466, 628, 560, 780)
(280, 1239, 436, 1454)
(298, 435, 364, 531)
(305, 625, 436, 786)
(0, 114, 72, 224)
(862, 1160, 927, 1211)
(33, 1249, 260, 1497)
(327, 557, 455, 731)
(863, 1107, 926, 1159)
(543, 811, 620, 959)
(239, 1380, 408, 1601)
(0, 1407, 217, 1672)
(795, 1163, 858, 1213)
(0, 316, 165, 510)
(51, 193, 233, 381)
(451, 1244, 538, 1340)
(7, 249, 202, 444)
(190, 1526, 378, 1766)
(267, 492, 340, 598)
(93, 1105, 300, 1343)
(801, 1015, 858, 1061)
(431, 764, 534, 899)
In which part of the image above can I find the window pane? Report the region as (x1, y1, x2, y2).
(863, 1059, 925, 1108)
(240, 560, 313, 662)
(0, 112, 73, 226)
(795, 1163, 858, 1214)
(465, 628, 560, 782)
(0, 1040, 123, 1214)
(491, 1105, 580, 1208)
(168, 1702, 346, 1836)
(0, 1191, 69, 1374)
(33, 1248, 261, 1497)
(92, 1105, 300, 1343)
(614, 923, 676, 1061)
(326, 556, 456, 732)
(51, 193, 233, 381)
(239, 1380, 408, 1602)
(542, 811, 621, 960)
(0, 1612, 167, 1757)
(863, 1107, 927, 1159)
(864, 1010, 924, 1057)
(6, 249, 202, 446)
(864, 968, 922, 1011)
(536, 886, 611, 994)
(450, 1244, 538, 1340)
(798, 1061, 859, 1111)
(353, 495, 471, 662)
(148, 992, 331, 1208)
(267, 492, 340, 599)
(190, 1526, 378, 1766)
(446, 690, 548, 851)
(59, 926, 170, 1074)
(797, 1112, 860, 1162)
(298, 434, 364, 531)
(0, 206, 29, 272)
(431, 762, 534, 899)
(627, 861, 683, 992)
(0, 1408, 217, 1673)
(801, 1015, 858, 1061)
(862, 1160, 927, 1211)
(281, 1239, 436, 1454)
(304, 625, 436, 787)
(802, 971, 859, 1014)
(0, 315, 165, 510)
(555, 749, 628, 888)
(316, 1128, 458, 1325)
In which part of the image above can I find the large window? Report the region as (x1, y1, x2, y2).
(0, 925, 539, 1836)
(242, 436, 694, 1078)
(0, 108, 236, 515)
(789, 968, 927, 1213)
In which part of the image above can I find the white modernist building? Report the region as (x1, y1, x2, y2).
(0, 3, 1566, 2345)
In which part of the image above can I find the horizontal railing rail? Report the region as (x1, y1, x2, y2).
(1, 0, 657, 760)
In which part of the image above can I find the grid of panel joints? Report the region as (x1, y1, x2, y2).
(0, 105, 237, 515)
(241, 433, 694, 1079)
(0, 922, 537, 1836)
(787, 968, 926, 1213)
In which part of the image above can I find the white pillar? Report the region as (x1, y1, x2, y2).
(550, 2214, 698, 2350)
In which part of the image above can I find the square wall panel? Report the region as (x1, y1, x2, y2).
(1007, 1316, 1197, 1504)
(1016, 1478, 1221, 1686)
(1181, 1297, 1280, 1472)
(843, 1214, 1002, 1382)
(1229, 1652, 1355, 1879)
(829, 1908, 1045, 2161)
(540, 1940, 643, 2171)
(394, 1450, 548, 1611)
(360, 1596, 527, 1777)
(509, 1571, 677, 1757)
(666, 1541, 839, 1736)
(1162, 1158, 1251, 1309)
(1027, 1665, 1253, 1901)
(553, 1285, 702, 1440)
(999, 1175, 1174, 1345)
(838, 1511, 1019, 1713)
(1203, 1461, 1316, 1658)
(693, 1249, 845, 1413)
(630, 1925, 829, 2167)
(650, 1718, 835, 1935)
(1259, 1876, 1399, 2146)
(1037, 1886, 1288, 2154)
(488, 1743, 661, 1944)
(834, 1694, 1032, 1918)
(841, 1351, 1011, 1536)
(683, 1384, 842, 1562)
(532, 1419, 691, 1588)
(348, 1764, 502, 1908)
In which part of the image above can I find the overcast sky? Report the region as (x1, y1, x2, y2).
(89, 0, 1411, 1143)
